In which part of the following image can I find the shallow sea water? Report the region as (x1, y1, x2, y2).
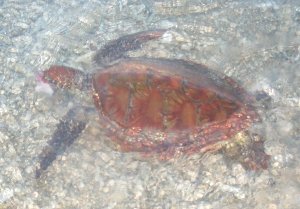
(0, 0, 300, 208)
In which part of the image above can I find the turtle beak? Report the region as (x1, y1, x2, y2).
(35, 72, 54, 95)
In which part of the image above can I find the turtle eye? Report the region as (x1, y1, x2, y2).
(42, 66, 63, 84)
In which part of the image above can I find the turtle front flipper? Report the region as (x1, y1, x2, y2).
(36, 107, 94, 178)
(94, 29, 167, 65)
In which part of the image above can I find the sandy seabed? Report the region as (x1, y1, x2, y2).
(0, 0, 299, 208)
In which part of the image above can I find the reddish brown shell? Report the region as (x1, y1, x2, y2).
(92, 58, 258, 157)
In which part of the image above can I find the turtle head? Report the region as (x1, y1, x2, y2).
(40, 65, 90, 90)
(42, 65, 79, 88)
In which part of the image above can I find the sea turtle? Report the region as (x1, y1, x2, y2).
(35, 30, 270, 178)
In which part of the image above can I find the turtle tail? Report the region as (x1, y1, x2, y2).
(41, 65, 91, 90)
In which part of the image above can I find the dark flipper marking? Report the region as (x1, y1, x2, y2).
(94, 29, 167, 65)
(36, 108, 87, 178)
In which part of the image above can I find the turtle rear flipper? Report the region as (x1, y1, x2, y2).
(94, 29, 167, 65)
(36, 107, 94, 178)
(221, 131, 270, 171)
